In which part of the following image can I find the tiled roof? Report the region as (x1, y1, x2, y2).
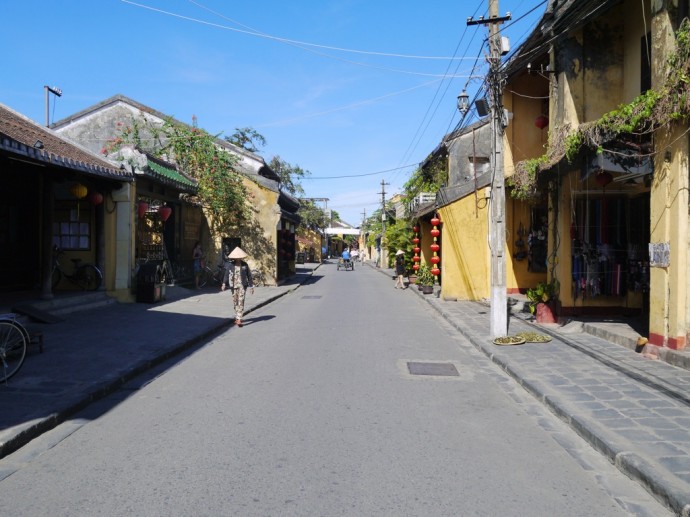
(145, 154, 198, 192)
(0, 103, 132, 181)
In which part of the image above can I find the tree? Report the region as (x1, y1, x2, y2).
(297, 200, 329, 231)
(269, 156, 309, 197)
(225, 127, 266, 154)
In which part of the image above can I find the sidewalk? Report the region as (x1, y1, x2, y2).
(0, 264, 320, 460)
(375, 264, 690, 515)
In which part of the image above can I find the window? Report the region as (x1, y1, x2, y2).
(53, 208, 91, 250)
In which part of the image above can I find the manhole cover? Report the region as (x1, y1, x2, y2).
(301, 295, 322, 299)
(407, 362, 459, 376)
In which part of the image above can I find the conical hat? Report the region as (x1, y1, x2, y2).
(228, 247, 248, 259)
(395, 249, 405, 256)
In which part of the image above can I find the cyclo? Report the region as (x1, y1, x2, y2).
(337, 257, 354, 271)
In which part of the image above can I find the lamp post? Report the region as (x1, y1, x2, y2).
(457, 90, 470, 116)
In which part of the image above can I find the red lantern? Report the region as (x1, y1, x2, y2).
(430, 243, 440, 252)
(412, 264, 419, 271)
(431, 256, 440, 264)
(431, 267, 441, 276)
(412, 237, 420, 244)
(430, 217, 440, 227)
(595, 171, 613, 188)
(431, 228, 440, 237)
(89, 191, 104, 206)
(413, 226, 419, 233)
(137, 201, 149, 219)
(413, 247, 420, 254)
(158, 205, 172, 222)
(535, 115, 549, 129)
(412, 256, 421, 262)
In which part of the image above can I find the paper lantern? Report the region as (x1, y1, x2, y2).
(69, 183, 88, 199)
(413, 226, 419, 233)
(412, 264, 419, 271)
(535, 115, 549, 129)
(430, 217, 440, 227)
(137, 201, 149, 219)
(158, 205, 172, 222)
(430, 243, 440, 252)
(412, 237, 420, 244)
(595, 171, 613, 188)
(430, 256, 440, 264)
(430, 228, 440, 238)
(413, 247, 420, 254)
(89, 192, 104, 206)
(431, 267, 441, 276)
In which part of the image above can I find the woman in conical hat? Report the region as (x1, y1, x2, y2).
(221, 247, 254, 327)
(394, 250, 406, 289)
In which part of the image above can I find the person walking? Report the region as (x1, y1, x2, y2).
(394, 249, 406, 289)
(192, 241, 204, 289)
(221, 247, 254, 327)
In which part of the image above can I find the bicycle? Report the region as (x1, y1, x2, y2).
(198, 264, 225, 288)
(0, 314, 29, 383)
(52, 246, 102, 291)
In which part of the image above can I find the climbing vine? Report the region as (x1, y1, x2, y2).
(104, 116, 252, 234)
(509, 19, 690, 200)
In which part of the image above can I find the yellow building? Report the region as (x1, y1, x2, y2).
(504, 1, 689, 349)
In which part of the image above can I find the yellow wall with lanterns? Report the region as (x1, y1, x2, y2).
(437, 189, 490, 300)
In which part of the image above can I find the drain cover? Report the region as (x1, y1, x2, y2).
(301, 295, 322, 299)
(407, 362, 459, 376)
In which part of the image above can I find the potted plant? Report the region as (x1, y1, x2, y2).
(417, 265, 435, 294)
(526, 279, 559, 323)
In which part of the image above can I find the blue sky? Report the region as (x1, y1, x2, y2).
(1, 0, 546, 226)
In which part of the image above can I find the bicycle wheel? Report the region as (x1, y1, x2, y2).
(0, 321, 27, 382)
(197, 267, 210, 288)
(75, 264, 102, 290)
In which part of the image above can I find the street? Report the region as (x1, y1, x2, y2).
(0, 264, 670, 516)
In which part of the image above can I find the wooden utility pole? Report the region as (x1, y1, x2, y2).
(468, 0, 511, 338)
(379, 180, 389, 268)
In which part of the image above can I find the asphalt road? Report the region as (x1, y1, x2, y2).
(0, 264, 670, 516)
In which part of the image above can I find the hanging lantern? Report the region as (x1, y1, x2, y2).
(137, 200, 149, 219)
(430, 214, 441, 284)
(412, 264, 419, 271)
(158, 205, 172, 222)
(69, 183, 88, 219)
(413, 226, 419, 233)
(413, 247, 420, 254)
(69, 183, 88, 200)
(535, 115, 549, 129)
(412, 237, 420, 244)
(89, 191, 104, 206)
(595, 171, 613, 188)
(412, 256, 421, 262)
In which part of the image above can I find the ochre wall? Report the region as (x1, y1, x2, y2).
(437, 190, 490, 301)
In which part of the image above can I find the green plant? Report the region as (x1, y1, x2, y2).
(525, 279, 559, 314)
(416, 265, 435, 286)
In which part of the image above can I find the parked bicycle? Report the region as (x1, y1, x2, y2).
(52, 245, 102, 291)
(0, 314, 29, 383)
(198, 263, 226, 288)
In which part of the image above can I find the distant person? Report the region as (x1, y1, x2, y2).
(351, 248, 359, 262)
(192, 241, 204, 289)
(341, 248, 353, 269)
(221, 247, 254, 327)
(394, 249, 406, 289)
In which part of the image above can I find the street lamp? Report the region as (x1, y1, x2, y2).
(457, 90, 470, 116)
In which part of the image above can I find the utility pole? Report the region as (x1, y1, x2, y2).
(379, 180, 389, 268)
(468, 1, 510, 338)
(44, 85, 62, 127)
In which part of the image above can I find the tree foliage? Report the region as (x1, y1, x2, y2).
(297, 200, 329, 230)
(269, 156, 309, 197)
(225, 127, 266, 154)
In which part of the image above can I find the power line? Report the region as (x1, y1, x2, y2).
(303, 164, 417, 180)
